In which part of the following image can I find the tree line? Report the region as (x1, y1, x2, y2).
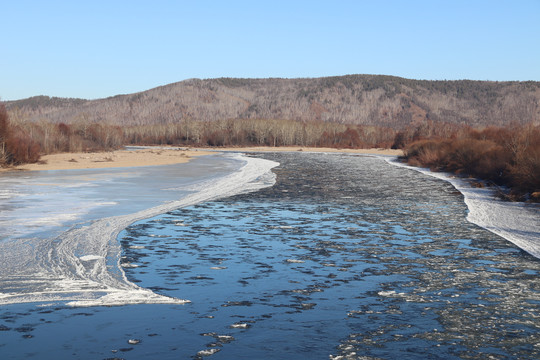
(2, 101, 538, 201)
(122, 118, 396, 149)
(1, 102, 400, 166)
(13, 104, 474, 166)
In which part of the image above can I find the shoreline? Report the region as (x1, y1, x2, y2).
(1, 148, 214, 172)
(1, 146, 402, 172)
(386, 157, 540, 259)
(200, 146, 403, 156)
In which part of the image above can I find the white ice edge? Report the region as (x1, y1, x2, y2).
(1, 154, 279, 307)
(386, 157, 540, 259)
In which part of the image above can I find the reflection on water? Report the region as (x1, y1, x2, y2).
(1, 152, 539, 359)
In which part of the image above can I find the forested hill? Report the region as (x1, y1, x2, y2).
(6, 75, 540, 128)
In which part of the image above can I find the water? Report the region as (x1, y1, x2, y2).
(1, 151, 539, 359)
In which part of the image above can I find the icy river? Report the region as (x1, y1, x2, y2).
(0, 151, 539, 359)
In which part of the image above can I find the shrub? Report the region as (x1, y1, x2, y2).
(404, 140, 451, 169)
(404, 123, 540, 200)
(0, 104, 41, 166)
(6, 130, 41, 164)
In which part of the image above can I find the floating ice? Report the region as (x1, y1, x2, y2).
(286, 259, 305, 263)
(230, 323, 250, 329)
(197, 348, 220, 356)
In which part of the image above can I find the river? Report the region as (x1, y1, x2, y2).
(0, 151, 539, 359)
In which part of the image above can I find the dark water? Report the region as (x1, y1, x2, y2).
(1, 152, 539, 359)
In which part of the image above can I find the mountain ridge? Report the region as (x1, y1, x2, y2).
(6, 74, 540, 128)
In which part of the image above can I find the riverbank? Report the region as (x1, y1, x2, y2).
(1, 148, 213, 172)
(1, 147, 402, 172)
(202, 146, 403, 156)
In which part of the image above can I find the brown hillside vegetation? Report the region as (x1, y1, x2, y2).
(403, 124, 540, 201)
(6, 75, 540, 128)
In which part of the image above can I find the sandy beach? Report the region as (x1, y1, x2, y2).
(1, 146, 402, 172)
(2, 148, 213, 172)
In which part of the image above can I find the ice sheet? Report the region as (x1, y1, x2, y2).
(0, 153, 278, 306)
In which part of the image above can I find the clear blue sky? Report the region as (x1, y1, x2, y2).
(1, 0, 539, 100)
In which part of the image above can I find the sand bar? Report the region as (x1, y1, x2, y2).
(1, 146, 402, 172)
(206, 146, 403, 156)
(3, 148, 214, 172)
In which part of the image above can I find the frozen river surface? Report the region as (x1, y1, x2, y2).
(0, 151, 539, 359)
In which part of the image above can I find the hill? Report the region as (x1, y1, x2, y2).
(5, 75, 540, 128)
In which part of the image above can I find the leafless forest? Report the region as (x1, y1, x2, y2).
(6, 75, 540, 128)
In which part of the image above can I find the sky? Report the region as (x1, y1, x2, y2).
(1, 0, 539, 100)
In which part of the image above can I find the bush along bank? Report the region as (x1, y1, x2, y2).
(402, 125, 540, 202)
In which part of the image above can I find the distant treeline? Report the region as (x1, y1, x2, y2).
(403, 124, 540, 201)
(1, 101, 401, 167)
(2, 98, 478, 156)
(1, 102, 538, 201)
(122, 118, 396, 149)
